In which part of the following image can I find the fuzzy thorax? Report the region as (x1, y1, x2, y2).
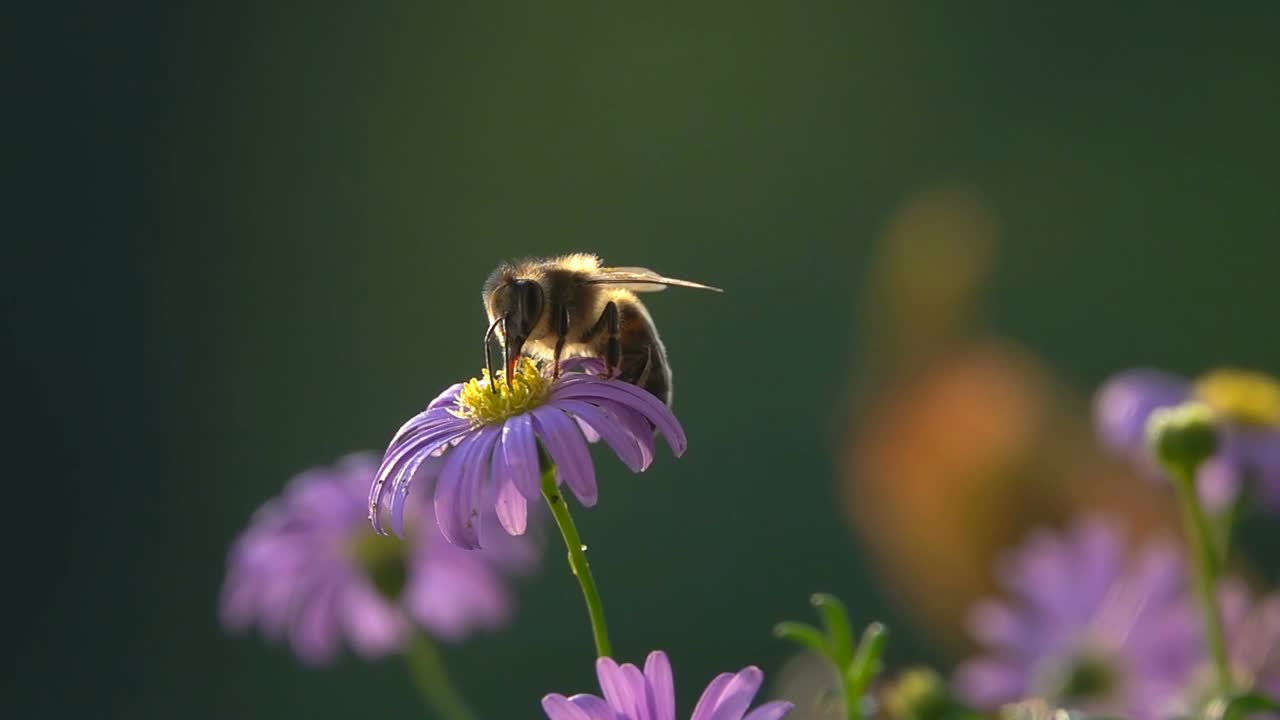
(451, 358, 551, 426)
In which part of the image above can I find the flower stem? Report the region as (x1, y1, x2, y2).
(1169, 465, 1232, 696)
(404, 632, 478, 720)
(540, 464, 612, 658)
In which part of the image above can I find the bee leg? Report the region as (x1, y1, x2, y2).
(483, 315, 503, 393)
(551, 304, 571, 378)
(636, 345, 654, 388)
(584, 301, 620, 377)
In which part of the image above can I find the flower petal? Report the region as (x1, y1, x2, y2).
(1093, 369, 1190, 456)
(434, 427, 498, 549)
(690, 673, 735, 720)
(596, 657, 641, 719)
(370, 419, 471, 535)
(644, 651, 676, 720)
(571, 694, 619, 720)
(533, 407, 598, 506)
(557, 399, 648, 471)
(553, 377, 686, 456)
(621, 662, 652, 720)
(543, 694, 594, 720)
(705, 667, 764, 720)
(494, 476, 528, 536)
(289, 581, 341, 666)
(743, 702, 794, 720)
(501, 413, 542, 499)
(339, 584, 405, 658)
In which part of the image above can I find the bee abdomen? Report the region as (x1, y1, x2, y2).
(616, 302, 672, 407)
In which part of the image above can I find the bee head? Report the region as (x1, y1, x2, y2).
(485, 276, 544, 389)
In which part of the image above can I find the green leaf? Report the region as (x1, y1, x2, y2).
(811, 593, 855, 666)
(847, 622, 889, 701)
(773, 621, 831, 659)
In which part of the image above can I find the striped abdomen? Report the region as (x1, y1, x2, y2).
(615, 300, 672, 407)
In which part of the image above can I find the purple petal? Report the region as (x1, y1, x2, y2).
(387, 453, 445, 537)
(704, 667, 764, 720)
(557, 398, 649, 471)
(743, 702, 794, 720)
(967, 599, 1024, 652)
(434, 427, 498, 549)
(621, 662, 653, 720)
(570, 694, 619, 720)
(533, 407, 598, 506)
(289, 582, 341, 665)
(1228, 428, 1280, 511)
(953, 658, 1026, 708)
(407, 549, 509, 641)
(543, 694, 594, 720)
(644, 651, 676, 720)
(501, 414, 542, 499)
(494, 476, 528, 536)
(370, 419, 471, 534)
(596, 657, 642, 719)
(588, 398, 659, 465)
(1093, 369, 1190, 456)
(426, 383, 466, 412)
(690, 673, 736, 720)
(339, 585, 404, 658)
(1197, 455, 1242, 512)
(552, 377, 687, 456)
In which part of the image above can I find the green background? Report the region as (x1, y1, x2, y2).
(9, 3, 1279, 718)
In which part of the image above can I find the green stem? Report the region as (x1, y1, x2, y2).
(404, 632, 478, 720)
(1170, 466, 1232, 696)
(540, 465, 613, 658)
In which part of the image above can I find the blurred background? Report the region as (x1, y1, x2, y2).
(9, 2, 1280, 718)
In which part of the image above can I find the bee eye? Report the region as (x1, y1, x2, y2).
(516, 280, 544, 330)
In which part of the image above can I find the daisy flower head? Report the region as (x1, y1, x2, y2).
(220, 453, 538, 664)
(1095, 367, 1280, 511)
(541, 650, 794, 720)
(370, 357, 686, 549)
(954, 516, 1201, 720)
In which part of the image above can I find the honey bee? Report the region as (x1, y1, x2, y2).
(482, 253, 722, 406)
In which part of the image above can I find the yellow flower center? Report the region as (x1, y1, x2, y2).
(1194, 368, 1280, 428)
(451, 358, 551, 426)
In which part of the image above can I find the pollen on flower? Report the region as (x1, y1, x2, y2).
(451, 358, 552, 426)
(1194, 368, 1280, 427)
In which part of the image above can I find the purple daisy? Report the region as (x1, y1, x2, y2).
(1175, 579, 1280, 714)
(542, 650, 794, 720)
(1094, 368, 1280, 511)
(221, 452, 539, 664)
(370, 357, 686, 549)
(954, 516, 1201, 720)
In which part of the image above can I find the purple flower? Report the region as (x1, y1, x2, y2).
(221, 453, 538, 664)
(541, 650, 794, 720)
(1223, 580, 1280, 702)
(370, 358, 686, 549)
(1164, 580, 1280, 717)
(954, 516, 1201, 720)
(1094, 368, 1280, 511)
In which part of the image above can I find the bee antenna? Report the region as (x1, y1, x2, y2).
(483, 315, 504, 393)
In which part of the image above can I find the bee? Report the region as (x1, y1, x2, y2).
(482, 253, 722, 406)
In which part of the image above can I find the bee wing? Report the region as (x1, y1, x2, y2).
(585, 266, 723, 293)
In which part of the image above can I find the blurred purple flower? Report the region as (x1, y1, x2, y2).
(954, 516, 1201, 720)
(1094, 368, 1280, 511)
(1225, 585, 1280, 700)
(221, 453, 538, 665)
(542, 650, 794, 720)
(370, 357, 686, 549)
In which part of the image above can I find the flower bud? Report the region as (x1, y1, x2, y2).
(1145, 402, 1219, 473)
